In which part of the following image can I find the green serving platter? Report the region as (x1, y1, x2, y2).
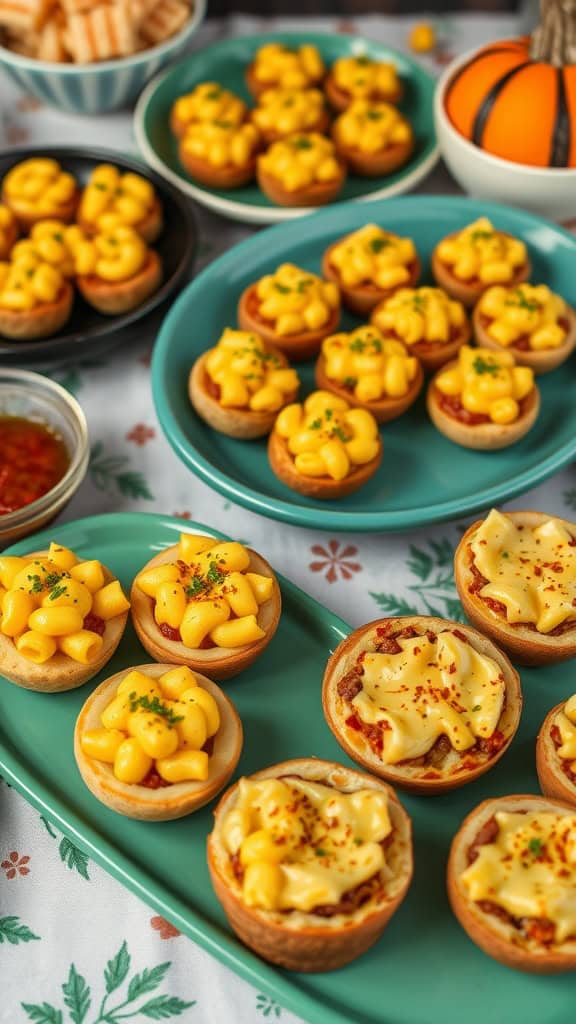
(1, 512, 576, 1024)
(152, 195, 576, 533)
(133, 31, 439, 225)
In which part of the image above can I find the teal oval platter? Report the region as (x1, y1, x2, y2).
(133, 31, 439, 225)
(152, 195, 576, 533)
(1, 512, 576, 1024)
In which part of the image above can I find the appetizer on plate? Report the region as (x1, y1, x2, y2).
(0, 542, 130, 691)
(246, 42, 326, 98)
(77, 164, 163, 244)
(455, 509, 576, 666)
(207, 757, 413, 971)
(237, 262, 340, 361)
(74, 663, 243, 820)
(431, 218, 531, 307)
(371, 286, 470, 373)
(251, 87, 330, 144)
(179, 121, 261, 189)
(189, 327, 300, 439)
(131, 532, 281, 680)
(257, 133, 346, 208)
(315, 324, 423, 423)
(332, 100, 414, 177)
(170, 82, 248, 137)
(322, 224, 420, 316)
(1, 158, 79, 229)
(324, 54, 403, 111)
(473, 283, 576, 375)
(73, 225, 162, 315)
(268, 389, 382, 499)
(448, 794, 576, 973)
(537, 695, 576, 807)
(0, 256, 73, 339)
(322, 616, 521, 794)
(0, 204, 18, 260)
(426, 346, 539, 450)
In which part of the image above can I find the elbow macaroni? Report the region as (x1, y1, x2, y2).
(251, 42, 325, 90)
(333, 101, 412, 155)
(253, 264, 339, 337)
(251, 87, 326, 138)
(204, 328, 300, 413)
(274, 390, 380, 480)
(258, 134, 342, 193)
(321, 325, 419, 401)
(69, 225, 148, 283)
(434, 346, 535, 425)
(2, 159, 77, 221)
(78, 164, 158, 236)
(331, 55, 400, 101)
(435, 218, 528, 285)
(371, 287, 467, 347)
(180, 121, 260, 170)
(478, 283, 568, 351)
(328, 224, 417, 291)
(171, 83, 247, 134)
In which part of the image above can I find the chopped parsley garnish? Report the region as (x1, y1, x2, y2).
(507, 288, 539, 312)
(356, 55, 370, 65)
(292, 137, 312, 149)
(353, 837, 363, 846)
(331, 426, 348, 442)
(297, 278, 312, 292)
(206, 561, 226, 585)
(325, 408, 333, 421)
(94, 182, 107, 191)
(471, 704, 481, 712)
(470, 229, 493, 242)
(350, 337, 366, 352)
(205, 88, 222, 99)
(27, 574, 43, 594)
(45, 572, 65, 589)
(502, 551, 509, 558)
(369, 237, 390, 254)
(274, 283, 291, 294)
(309, 417, 323, 430)
(129, 692, 184, 727)
(186, 576, 207, 599)
(53, 232, 64, 243)
(528, 837, 543, 858)
(366, 109, 382, 120)
(314, 847, 327, 857)
(371, 337, 382, 352)
(473, 356, 499, 376)
(48, 584, 68, 601)
(343, 376, 357, 389)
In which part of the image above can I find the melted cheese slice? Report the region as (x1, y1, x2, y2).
(222, 777, 391, 913)
(461, 811, 576, 942)
(471, 509, 576, 633)
(351, 630, 504, 764)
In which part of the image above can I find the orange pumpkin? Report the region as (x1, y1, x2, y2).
(445, 2, 576, 168)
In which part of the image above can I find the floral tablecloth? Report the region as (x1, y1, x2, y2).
(2, 12, 576, 1024)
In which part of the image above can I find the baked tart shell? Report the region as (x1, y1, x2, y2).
(0, 280, 73, 340)
(256, 163, 346, 209)
(2, 189, 80, 231)
(238, 283, 340, 361)
(370, 314, 471, 375)
(207, 757, 413, 972)
(536, 701, 576, 807)
(78, 197, 163, 245)
(268, 429, 382, 500)
(76, 250, 162, 315)
(431, 238, 531, 308)
(178, 142, 258, 189)
(332, 135, 414, 178)
(324, 73, 404, 112)
(472, 304, 576, 376)
(74, 662, 243, 821)
(314, 351, 424, 423)
(322, 242, 420, 317)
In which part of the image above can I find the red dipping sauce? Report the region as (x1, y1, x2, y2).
(0, 416, 70, 515)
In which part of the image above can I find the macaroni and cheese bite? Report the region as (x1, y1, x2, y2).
(246, 42, 326, 99)
(332, 101, 414, 177)
(324, 55, 403, 112)
(0, 257, 73, 340)
(189, 328, 300, 440)
(178, 120, 261, 189)
(454, 509, 576, 666)
(322, 616, 521, 795)
(537, 696, 576, 808)
(371, 286, 470, 373)
(426, 346, 539, 450)
(131, 534, 281, 680)
(0, 543, 130, 692)
(431, 219, 531, 308)
(251, 87, 329, 144)
(473, 284, 576, 375)
(322, 224, 420, 316)
(447, 794, 576, 973)
(0, 204, 18, 260)
(268, 390, 382, 500)
(72, 225, 162, 315)
(77, 164, 163, 245)
(315, 325, 423, 423)
(170, 83, 248, 138)
(1, 158, 79, 230)
(74, 663, 243, 821)
(257, 134, 346, 208)
(237, 263, 340, 361)
(207, 757, 413, 972)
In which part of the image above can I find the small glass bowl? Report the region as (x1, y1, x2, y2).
(0, 368, 89, 548)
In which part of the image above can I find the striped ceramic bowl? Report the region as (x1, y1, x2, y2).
(0, 0, 205, 114)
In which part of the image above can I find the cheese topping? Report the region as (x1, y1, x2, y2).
(470, 509, 576, 633)
(66, 225, 148, 283)
(204, 328, 299, 412)
(333, 100, 412, 154)
(328, 224, 416, 291)
(0, 257, 65, 311)
(478, 284, 568, 351)
(371, 286, 467, 346)
(172, 83, 247, 131)
(552, 695, 576, 775)
(258, 133, 342, 192)
(254, 263, 339, 336)
(251, 87, 326, 138)
(78, 164, 157, 235)
(251, 42, 325, 90)
(435, 218, 527, 285)
(434, 346, 535, 426)
(461, 810, 576, 942)
(275, 390, 380, 481)
(11, 220, 75, 277)
(180, 120, 260, 170)
(321, 325, 419, 402)
(3, 159, 77, 220)
(349, 630, 504, 764)
(135, 534, 274, 651)
(331, 55, 400, 100)
(222, 776, 391, 913)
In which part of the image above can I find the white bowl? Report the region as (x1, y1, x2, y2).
(434, 48, 576, 223)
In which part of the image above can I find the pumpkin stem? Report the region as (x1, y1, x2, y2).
(530, 0, 576, 66)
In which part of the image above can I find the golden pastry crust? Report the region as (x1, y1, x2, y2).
(78, 196, 163, 246)
(371, 307, 471, 374)
(447, 794, 576, 973)
(314, 350, 423, 423)
(472, 303, 576, 376)
(426, 362, 540, 450)
(74, 662, 243, 821)
(0, 554, 128, 693)
(76, 250, 162, 315)
(431, 236, 531, 308)
(454, 512, 576, 666)
(0, 280, 73, 340)
(188, 345, 297, 440)
(256, 108, 331, 146)
(536, 701, 576, 807)
(322, 615, 521, 795)
(178, 141, 258, 189)
(237, 282, 340, 361)
(324, 72, 403, 112)
(322, 240, 420, 317)
(257, 161, 346, 208)
(268, 428, 382, 500)
(130, 544, 281, 680)
(1, 188, 80, 231)
(207, 757, 413, 972)
(332, 134, 413, 178)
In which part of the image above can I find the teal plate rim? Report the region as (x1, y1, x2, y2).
(151, 194, 576, 533)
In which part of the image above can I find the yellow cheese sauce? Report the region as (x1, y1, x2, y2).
(180, 120, 260, 170)
(251, 42, 325, 90)
(3, 158, 77, 220)
(259, 133, 342, 192)
(435, 217, 527, 285)
(275, 390, 380, 481)
(333, 100, 412, 154)
(371, 286, 466, 347)
(470, 509, 576, 633)
(331, 55, 400, 100)
(204, 328, 299, 412)
(252, 263, 339, 336)
(251, 87, 326, 137)
(222, 776, 391, 912)
(321, 325, 418, 402)
(0, 258, 65, 311)
(552, 695, 576, 775)
(78, 164, 157, 235)
(434, 346, 535, 426)
(66, 225, 148, 283)
(172, 83, 247, 130)
(477, 284, 569, 351)
(328, 224, 417, 290)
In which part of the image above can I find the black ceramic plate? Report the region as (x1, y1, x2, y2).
(0, 146, 197, 366)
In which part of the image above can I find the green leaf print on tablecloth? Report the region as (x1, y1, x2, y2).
(371, 534, 464, 621)
(89, 442, 154, 501)
(22, 943, 194, 1023)
(564, 488, 576, 511)
(0, 915, 40, 944)
(256, 994, 282, 1018)
(40, 816, 91, 880)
